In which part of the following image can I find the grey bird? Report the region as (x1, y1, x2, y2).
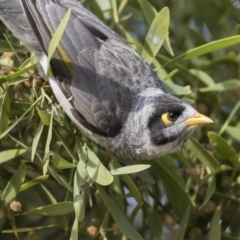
(0, 0, 213, 160)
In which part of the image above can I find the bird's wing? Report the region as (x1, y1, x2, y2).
(20, 0, 165, 137)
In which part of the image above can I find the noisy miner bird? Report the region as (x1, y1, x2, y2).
(0, 0, 213, 160)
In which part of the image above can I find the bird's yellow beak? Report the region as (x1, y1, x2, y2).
(185, 113, 213, 126)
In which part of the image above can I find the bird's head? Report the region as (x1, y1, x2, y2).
(125, 91, 213, 159)
(147, 93, 213, 157)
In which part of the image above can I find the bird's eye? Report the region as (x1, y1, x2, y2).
(168, 112, 179, 122)
(161, 112, 179, 125)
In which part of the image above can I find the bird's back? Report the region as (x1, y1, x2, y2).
(0, 0, 166, 137)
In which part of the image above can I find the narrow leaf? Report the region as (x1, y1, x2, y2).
(36, 107, 51, 125)
(48, 166, 73, 192)
(208, 206, 221, 240)
(0, 63, 38, 84)
(31, 121, 44, 161)
(110, 0, 118, 23)
(111, 165, 151, 175)
(166, 35, 240, 66)
(84, 147, 113, 186)
(70, 217, 78, 240)
(21, 202, 74, 216)
(152, 157, 194, 217)
(219, 99, 240, 135)
(20, 175, 49, 192)
(1, 163, 26, 203)
(0, 96, 42, 139)
(163, 81, 191, 95)
(74, 152, 89, 221)
(47, 9, 71, 76)
(200, 177, 216, 209)
(0, 88, 10, 141)
(200, 79, 240, 92)
(185, 138, 219, 169)
(145, 202, 162, 239)
(225, 126, 240, 142)
(98, 185, 145, 240)
(142, 7, 170, 64)
(2, 225, 59, 233)
(175, 206, 191, 240)
(47, 152, 76, 169)
(136, 0, 157, 26)
(0, 39, 27, 52)
(208, 132, 239, 166)
(0, 149, 27, 164)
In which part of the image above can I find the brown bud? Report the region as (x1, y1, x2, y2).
(86, 226, 99, 239)
(91, 218, 100, 227)
(9, 201, 22, 212)
(112, 223, 121, 235)
(28, 231, 37, 240)
(188, 167, 201, 180)
(33, 77, 43, 89)
(202, 200, 216, 213)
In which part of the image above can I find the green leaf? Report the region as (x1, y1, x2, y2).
(166, 35, 240, 66)
(97, 185, 145, 240)
(200, 177, 215, 209)
(20, 175, 49, 192)
(54, 127, 78, 163)
(1, 163, 26, 203)
(0, 88, 10, 142)
(40, 185, 68, 230)
(200, 79, 240, 92)
(21, 202, 74, 216)
(31, 121, 44, 161)
(112, 160, 143, 206)
(48, 166, 73, 192)
(136, 1, 173, 56)
(163, 34, 174, 56)
(0, 39, 27, 52)
(111, 165, 151, 175)
(201, 165, 231, 184)
(73, 156, 88, 222)
(163, 81, 191, 95)
(81, 147, 113, 186)
(0, 96, 42, 139)
(123, 174, 143, 206)
(142, 7, 170, 64)
(145, 202, 162, 239)
(225, 126, 240, 142)
(115, 157, 155, 184)
(185, 138, 219, 170)
(175, 206, 191, 240)
(2, 225, 60, 233)
(36, 107, 51, 125)
(44, 111, 53, 156)
(152, 156, 194, 217)
(0, 149, 27, 164)
(208, 206, 221, 240)
(219, 99, 240, 135)
(136, 0, 157, 26)
(47, 152, 76, 169)
(47, 9, 71, 76)
(208, 132, 239, 166)
(189, 69, 215, 86)
(0, 63, 38, 84)
(110, 0, 118, 23)
(70, 217, 78, 240)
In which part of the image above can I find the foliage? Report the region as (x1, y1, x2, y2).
(0, 0, 240, 239)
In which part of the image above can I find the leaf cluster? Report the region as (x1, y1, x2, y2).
(0, 0, 240, 239)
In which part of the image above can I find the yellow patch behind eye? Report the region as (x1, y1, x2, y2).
(161, 112, 172, 125)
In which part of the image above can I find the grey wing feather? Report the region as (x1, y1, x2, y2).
(20, 0, 165, 136)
